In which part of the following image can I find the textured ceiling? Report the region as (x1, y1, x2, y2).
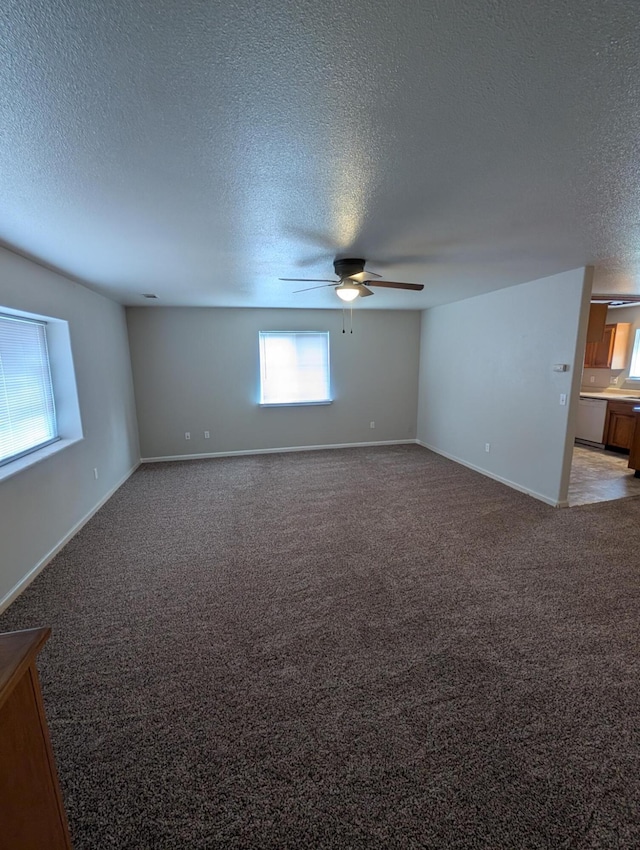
(1, 0, 640, 309)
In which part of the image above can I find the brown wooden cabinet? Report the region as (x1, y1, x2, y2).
(584, 322, 631, 369)
(586, 303, 608, 343)
(584, 325, 614, 368)
(628, 410, 640, 474)
(0, 627, 72, 849)
(604, 400, 638, 451)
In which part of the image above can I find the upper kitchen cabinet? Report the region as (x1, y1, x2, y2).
(584, 323, 631, 369)
(586, 303, 608, 343)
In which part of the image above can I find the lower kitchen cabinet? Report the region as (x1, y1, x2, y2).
(628, 410, 640, 474)
(604, 401, 637, 451)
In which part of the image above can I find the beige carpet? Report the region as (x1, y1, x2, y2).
(1, 445, 640, 848)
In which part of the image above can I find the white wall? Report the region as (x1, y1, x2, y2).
(126, 307, 421, 458)
(416, 268, 590, 506)
(0, 248, 140, 609)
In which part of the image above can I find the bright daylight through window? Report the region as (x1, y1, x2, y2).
(259, 332, 331, 405)
(0, 314, 58, 466)
(629, 328, 640, 379)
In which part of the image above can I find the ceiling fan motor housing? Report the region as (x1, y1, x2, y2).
(334, 258, 366, 279)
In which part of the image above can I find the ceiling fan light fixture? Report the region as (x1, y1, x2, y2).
(335, 282, 360, 302)
(286, 258, 425, 301)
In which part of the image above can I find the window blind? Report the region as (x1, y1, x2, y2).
(259, 331, 331, 404)
(0, 314, 58, 466)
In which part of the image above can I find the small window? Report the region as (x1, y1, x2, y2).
(0, 313, 59, 466)
(259, 331, 331, 405)
(629, 328, 640, 379)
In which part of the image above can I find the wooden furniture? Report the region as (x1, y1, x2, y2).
(584, 322, 631, 369)
(628, 409, 640, 476)
(0, 627, 72, 849)
(604, 400, 638, 452)
(586, 303, 608, 343)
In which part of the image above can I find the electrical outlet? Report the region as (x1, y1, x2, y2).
(185, 432, 191, 440)
(204, 430, 210, 438)
(559, 393, 567, 405)
(590, 376, 595, 383)
(485, 443, 490, 453)
(370, 421, 375, 429)
(611, 377, 618, 385)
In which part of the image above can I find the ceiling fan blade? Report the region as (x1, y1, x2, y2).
(293, 283, 336, 293)
(348, 270, 382, 282)
(357, 285, 374, 297)
(365, 280, 424, 291)
(280, 278, 336, 282)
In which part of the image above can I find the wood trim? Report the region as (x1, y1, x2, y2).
(0, 627, 73, 849)
(0, 627, 50, 713)
(29, 664, 73, 846)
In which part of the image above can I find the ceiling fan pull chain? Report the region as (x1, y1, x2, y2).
(342, 308, 346, 334)
(350, 305, 353, 334)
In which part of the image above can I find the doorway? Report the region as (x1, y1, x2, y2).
(570, 300, 640, 506)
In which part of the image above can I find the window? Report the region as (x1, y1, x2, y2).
(259, 332, 331, 405)
(0, 306, 81, 483)
(629, 328, 640, 379)
(0, 314, 58, 466)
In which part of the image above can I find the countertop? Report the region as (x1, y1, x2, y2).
(580, 391, 640, 401)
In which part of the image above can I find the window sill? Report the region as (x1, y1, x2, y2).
(259, 401, 333, 408)
(0, 437, 83, 484)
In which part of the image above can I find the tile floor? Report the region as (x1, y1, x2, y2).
(569, 443, 640, 506)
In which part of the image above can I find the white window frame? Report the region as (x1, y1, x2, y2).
(0, 313, 59, 467)
(0, 306, 83, 484)
(628, 328, 640, 379)
(258, 331, 332, 407)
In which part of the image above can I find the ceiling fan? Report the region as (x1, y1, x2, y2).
(280, 258, 425, 302)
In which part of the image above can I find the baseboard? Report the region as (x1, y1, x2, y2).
(575, 438, 605, 449)
(0, 461, 140, 614)
(141, 439, 417, 463)
(415, 440, 563, 507)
